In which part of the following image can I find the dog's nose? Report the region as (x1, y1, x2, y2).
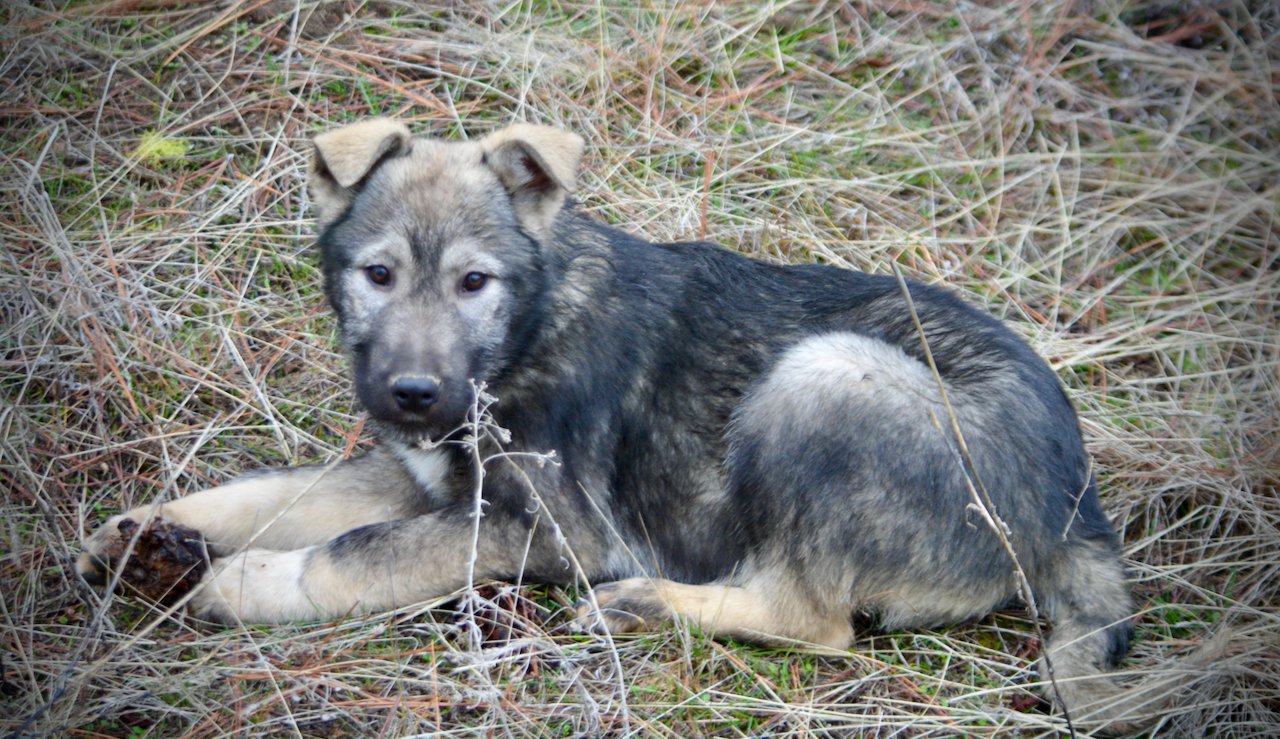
(391, 376, 439, 412)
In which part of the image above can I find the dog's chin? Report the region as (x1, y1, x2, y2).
(369, 415, 466, 449)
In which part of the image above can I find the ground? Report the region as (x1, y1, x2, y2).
(1, 1, 1277, 736)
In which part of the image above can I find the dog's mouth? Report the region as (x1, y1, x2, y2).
(367, 413, 465, 448)
(349, 344, 493, 447)
(355, 369, 478, 434)
(365, 399, 481, 449)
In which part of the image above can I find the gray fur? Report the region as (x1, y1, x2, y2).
(79, 120, 1145, 730)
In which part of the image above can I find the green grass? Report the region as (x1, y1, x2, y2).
(2, 1, 1278, 736)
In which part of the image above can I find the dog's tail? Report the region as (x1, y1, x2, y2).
(1040, 538, 1224, 733)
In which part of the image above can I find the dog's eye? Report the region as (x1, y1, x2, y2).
(461, 272, 488, 293)
(365, 265, 393, 287)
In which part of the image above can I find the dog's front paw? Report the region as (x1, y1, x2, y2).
(76, 508, 179, 587)
(189, 548, 317, 623)
(573, 578, 671, 635)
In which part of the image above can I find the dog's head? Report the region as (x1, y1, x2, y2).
(308, 118, 584, 442)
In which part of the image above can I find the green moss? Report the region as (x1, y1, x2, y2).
(134, 129, 192, 164)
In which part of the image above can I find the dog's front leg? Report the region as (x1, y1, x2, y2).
(77, 447, 427, 586)
(188, 504, 571, 623)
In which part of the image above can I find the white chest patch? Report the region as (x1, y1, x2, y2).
(390, 444, 452, 494)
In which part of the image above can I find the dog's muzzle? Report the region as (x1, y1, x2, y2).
(390, 374, 441, 413)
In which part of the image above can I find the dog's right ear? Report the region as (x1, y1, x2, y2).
(310, 118, 411, 228)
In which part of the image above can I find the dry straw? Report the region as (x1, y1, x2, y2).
(2, 1, 1276, 736)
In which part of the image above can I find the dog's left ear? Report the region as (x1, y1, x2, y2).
(310, 118, 411, 228)
(481, 123, 585, 235)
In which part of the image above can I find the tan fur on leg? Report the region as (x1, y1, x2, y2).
(579, 577, 854, 649)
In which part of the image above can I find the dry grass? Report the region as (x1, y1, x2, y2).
(2, 1, 1277, 736)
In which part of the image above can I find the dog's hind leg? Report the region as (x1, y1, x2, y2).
(580, 330, 1023, 648)
(587, 327, 1113, 651)
(579, 575, 855, 649)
